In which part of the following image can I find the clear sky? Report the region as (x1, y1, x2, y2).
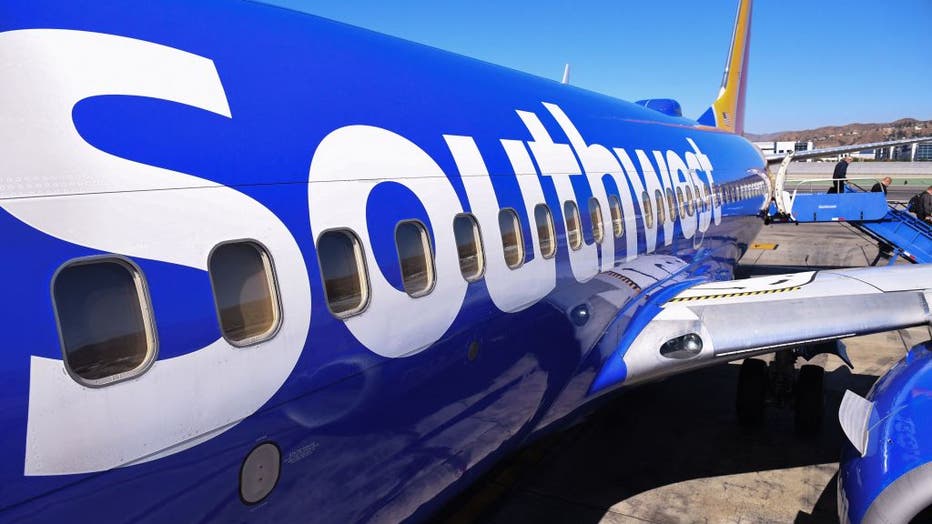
(263, 0, 931, 134)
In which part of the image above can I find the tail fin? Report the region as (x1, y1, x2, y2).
(697, 0, 752, 135)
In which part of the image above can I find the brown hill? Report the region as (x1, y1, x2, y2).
(745, 118, 932, 147)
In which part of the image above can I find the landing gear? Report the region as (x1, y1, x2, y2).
(794, 365, 824, 435)
(734, 350, 826, 434)
(736, 358, 767, 426)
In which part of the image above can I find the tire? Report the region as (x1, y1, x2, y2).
(736, 358, 768, 426)
(795, 364, 824, 435)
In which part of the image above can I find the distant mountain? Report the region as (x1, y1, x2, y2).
(745, 118, 932, 147)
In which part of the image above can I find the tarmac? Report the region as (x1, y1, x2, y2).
(439, 221, 929, 524)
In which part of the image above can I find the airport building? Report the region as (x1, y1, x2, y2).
(873, 141, 932, 161)
(753, 140, 813, 157)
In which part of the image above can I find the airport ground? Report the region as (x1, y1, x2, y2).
(439, 220, 928, 524)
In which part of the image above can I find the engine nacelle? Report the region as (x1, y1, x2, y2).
(838, 342, 932, 523)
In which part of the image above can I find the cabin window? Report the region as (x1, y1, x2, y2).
(53, 257, 157, 386)
(693, 185, 703, 213)
(453, 214, 484, 282)
(654, 189, 665, 225)
(685, 186, 695, 216)
(609, 195, 624, 238)
(666, 188, 677, 220)
(534, 204, 556, 259)
(564, 201, 583, 250)
(696, 184, 707, 213)
(588, 198, 604, 243)
(676, 187, 687, 217)
(499, 209, 525, 268)
(395, 221, 435, 297)
(209, 241, 281, 346)
(641, 191, 654, 229)
(317, 229, 369, 318)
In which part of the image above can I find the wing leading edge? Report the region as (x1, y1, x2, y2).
(763, 136, 932, 164)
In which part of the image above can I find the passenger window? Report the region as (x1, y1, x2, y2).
(453, 214, 484, 282)
(697, 184, 707, 213)
(499, 209, 525, 268)
(317, 229, 369, 318)
(685, 186, 695, 216)
(395, 221, 435, 297)
(534, 204, 556, 259)
(676, 187, 687, 217)
(588, 198, 604, 243)
(609, 195, 624, 238)
(210, 241, 281, 346)
(666, 188, 677, 220)
(53, 258, 156, 386)
(641, 191, 654, 229)
(654, 190, 665, 225)
(694, 185, 704, 212)
(564, 201, 582, 250)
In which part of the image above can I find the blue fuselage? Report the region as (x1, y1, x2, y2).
(0, 1, 766, 521)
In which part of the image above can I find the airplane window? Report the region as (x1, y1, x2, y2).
(694, 185, 704, 213)
(563, 201, 583, 250)
(453, 213, 484, 282)
(53, 257, 156, 386)
(588, 198, 604, 244)
(210, 241, 281, 346)
(641, 191, 654, 229)
(534, 204, 556, 259)
(317, 229, 369, 318)
(499, 208, 525, 268)
(666, 188, 677, 220)
(654, 189, 665, 225)
(395, 221, 435, 297)
(609, 195, 624, 238)
(699, 184, 709, 212)
(685, 186, 695, 216)
(676, 187, 687, 217)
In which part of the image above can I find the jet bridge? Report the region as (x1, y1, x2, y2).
(766, 161, 932, 264)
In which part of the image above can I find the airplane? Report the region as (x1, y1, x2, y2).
(1, 0, 931, 522)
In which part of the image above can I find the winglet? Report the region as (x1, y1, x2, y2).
(697, 0, 752, 135)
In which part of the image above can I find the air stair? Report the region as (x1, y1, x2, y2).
(767, 173, 932, 265)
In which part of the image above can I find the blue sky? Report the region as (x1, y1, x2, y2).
(264, 0, 931, 134)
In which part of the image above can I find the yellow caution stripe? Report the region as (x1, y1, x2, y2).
(605, 271, 642, 291)
(668, 285, 801, 303)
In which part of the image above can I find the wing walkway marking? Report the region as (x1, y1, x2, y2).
(667, 286, 802, 303)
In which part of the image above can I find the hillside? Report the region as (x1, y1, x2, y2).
(745, 118, 932, 147)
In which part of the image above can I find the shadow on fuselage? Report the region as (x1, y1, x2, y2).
(438, 361, 879, 524)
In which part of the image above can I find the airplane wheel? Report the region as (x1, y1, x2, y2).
(736, 358, 768, 426)
(795, 365, 824, 435)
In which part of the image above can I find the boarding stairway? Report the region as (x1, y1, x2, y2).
(767, 174, 932, 265)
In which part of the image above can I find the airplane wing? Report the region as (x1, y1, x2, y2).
(591, 264, 932, 392)
(763, 136, 932, 164)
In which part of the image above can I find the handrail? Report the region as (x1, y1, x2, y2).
(790, 177, 884, 201)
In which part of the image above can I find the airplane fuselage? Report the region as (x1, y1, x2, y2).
(0, 1, 767, 521)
